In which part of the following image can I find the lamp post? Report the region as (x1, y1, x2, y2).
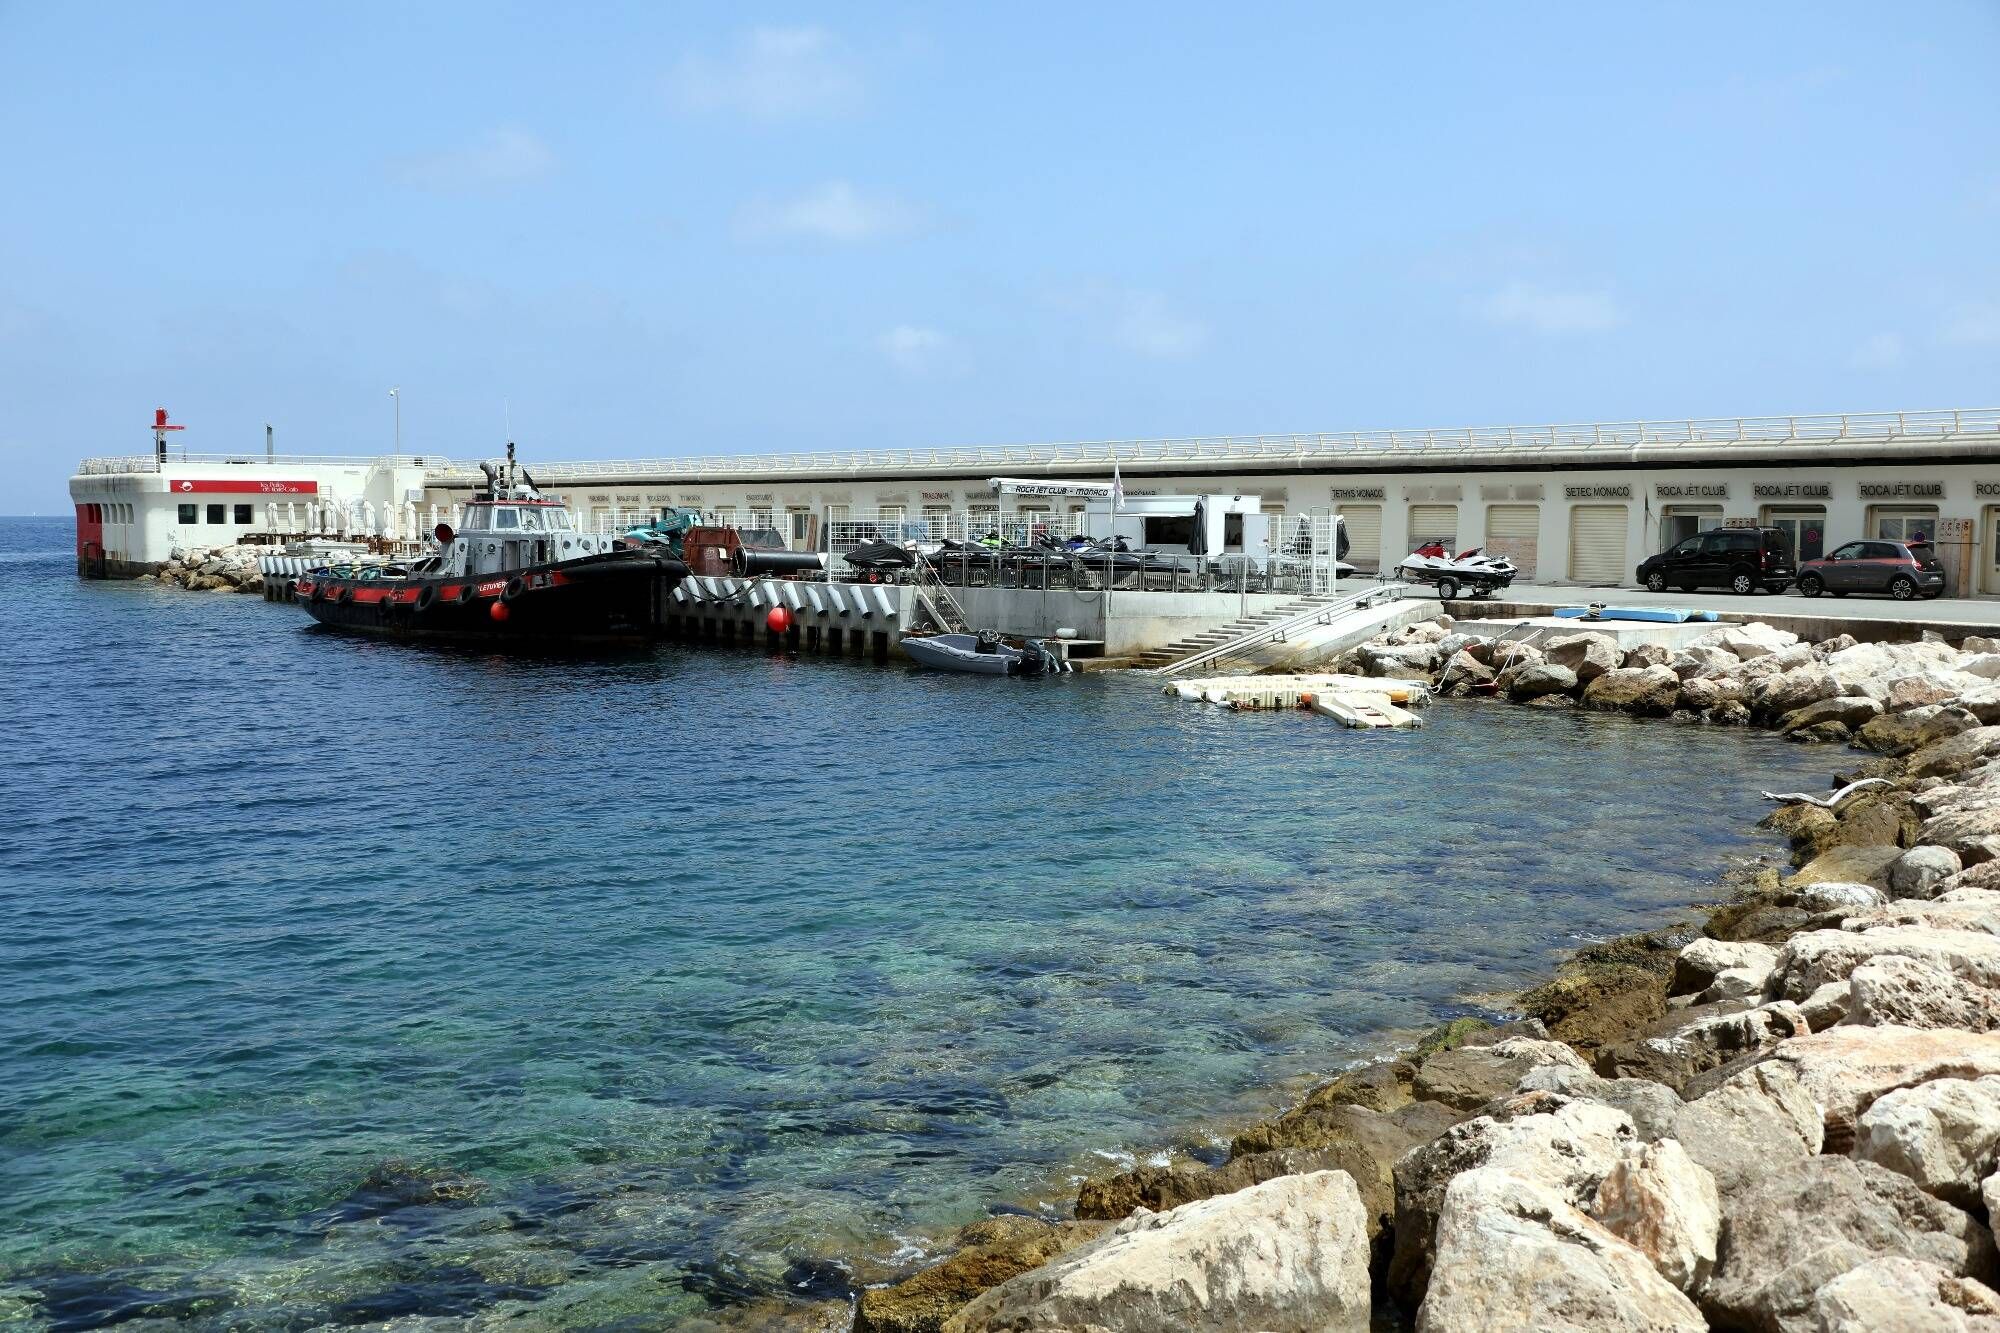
(389, 387, 401, 453)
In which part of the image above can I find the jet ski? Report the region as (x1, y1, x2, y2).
(1397, 540, 1518, 599)
(844, 538, 917, 582)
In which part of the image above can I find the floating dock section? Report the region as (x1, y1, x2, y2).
(1165, 672, 1427, 728)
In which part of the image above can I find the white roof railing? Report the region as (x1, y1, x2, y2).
(76, 408, 2000, 485)
(75, 453, 451, 475)
(482, 408, 2000, 483)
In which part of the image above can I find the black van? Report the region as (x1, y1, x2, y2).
(1636, 527, 1795, 595)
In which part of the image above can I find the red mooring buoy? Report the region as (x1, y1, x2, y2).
(489, 601, 510, 622)
(766, 606, 793, 634)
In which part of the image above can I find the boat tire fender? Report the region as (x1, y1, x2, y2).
(336, 584, 354, 605)
(415, 584, 438, 612)
(502, 576, 526, 603)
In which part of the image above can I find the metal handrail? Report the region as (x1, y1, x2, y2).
(488, 408, 2000, 483)
(1152, 584, 1404, 677)
(77, 453, 452, 474)
(75, 407, 2000, 486)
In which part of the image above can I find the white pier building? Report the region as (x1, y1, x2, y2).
(73, 407, 2000, 594)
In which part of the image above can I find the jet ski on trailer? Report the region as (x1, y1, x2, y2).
(1397, 540, 1517, 599)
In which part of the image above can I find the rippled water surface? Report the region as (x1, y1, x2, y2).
(0, 515, 1826, 1328)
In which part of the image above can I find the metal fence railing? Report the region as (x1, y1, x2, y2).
(463, 408, 2000, 483)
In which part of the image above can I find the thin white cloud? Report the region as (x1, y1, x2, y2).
(1468, 280, 1623, 334)
(390, 128, 554, 191)
(1112, 291, 1206, 359)
(1944, 303, 2000, 346)
(735, 181, 924, 243)
(877, 325, 961, 377)
(1849, 331, 1907, 371)
(667, 26, 862, 121)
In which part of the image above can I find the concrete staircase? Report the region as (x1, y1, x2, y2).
(1134, 600, 1326, 671)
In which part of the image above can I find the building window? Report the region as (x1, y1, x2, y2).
(233, 503, 253, 524)
(1873, 507, 1938, 544)
(749, 506, 773, 530)
(206, 503, 225, 524)
(179, 503, 198, 524)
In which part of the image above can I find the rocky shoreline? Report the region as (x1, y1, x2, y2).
(845, 617, 2000, 1332)
(139, 544, 268, 594)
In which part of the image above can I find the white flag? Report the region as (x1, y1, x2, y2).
(1111, 462, 1123, 512)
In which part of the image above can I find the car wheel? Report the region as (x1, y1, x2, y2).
(1729, 570, 1755, 595)
(1799, 574, 1823, 598)
(1644, 571, 1667, 592)
(1890, 575, 1917, 601)
(1436, 577, 1458, 601)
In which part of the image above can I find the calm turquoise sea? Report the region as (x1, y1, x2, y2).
(0, 515, 1823, 1328)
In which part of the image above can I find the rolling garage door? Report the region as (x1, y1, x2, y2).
(1568, 505, 1628, 585)
(1484, 504, 1539, 580)
(1407, 504, 1458, 551)
(1339, 505, 1382, 572)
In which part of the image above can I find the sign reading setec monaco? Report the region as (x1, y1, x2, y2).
(166, 478, 320, 494)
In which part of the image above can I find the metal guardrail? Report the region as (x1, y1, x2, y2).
(1152, 584, 1406, 677)
(477, 408, 2000, 483)
(77, 453, 453, 475)
(78, 409, 2000, 486)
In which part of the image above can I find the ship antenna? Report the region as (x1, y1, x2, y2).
(506, 439, 517, 491)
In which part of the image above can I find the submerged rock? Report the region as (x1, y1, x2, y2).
(857, 1220, 1105, 1333)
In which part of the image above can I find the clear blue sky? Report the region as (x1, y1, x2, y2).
(3, 2, 1996, 513)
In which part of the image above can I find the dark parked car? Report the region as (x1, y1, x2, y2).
(1796, 539, 1946, 601)
(1636, 527, 1795, 594)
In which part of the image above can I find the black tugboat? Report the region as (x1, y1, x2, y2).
(294, 445, 685, 644)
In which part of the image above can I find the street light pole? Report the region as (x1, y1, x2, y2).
(389, 387, 401, 453)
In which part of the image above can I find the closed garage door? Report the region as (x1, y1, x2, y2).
(1339, 505, 1382, 572)
(1484, 504, 1539, 580)
(1407, 504, 1458, 551)
(1568, 505, 1628, 585)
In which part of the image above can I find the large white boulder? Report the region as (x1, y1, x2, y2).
(1896, 844, 1976, 896)
(1671, 939, 1779, 997)
(1771, 926, 2000, 1001)
(1542, 632, 1621, 684)
(1389, 1092, 1638, 1305)
(1761, 1024, 2000, 1151)
(1415, 1168, 1705, 1333)
(1702, 1156, 1997, 1333)
(1825, 640, 1967, 694)
(1588, 1139, 1720, 1291)
(1846, 955, 2000, 1032)
(1854, 1076, 2000, 1208)
(1808, 1256, 2000, 1332)
(944, 1170, 1371, 1333)
(1670, 1063, 1824, 1196)
(1695, 622, 1799, 661)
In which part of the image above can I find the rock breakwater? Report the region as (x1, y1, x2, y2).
(143, 544, 267, 594)
(853, 615, 2000, 1331)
